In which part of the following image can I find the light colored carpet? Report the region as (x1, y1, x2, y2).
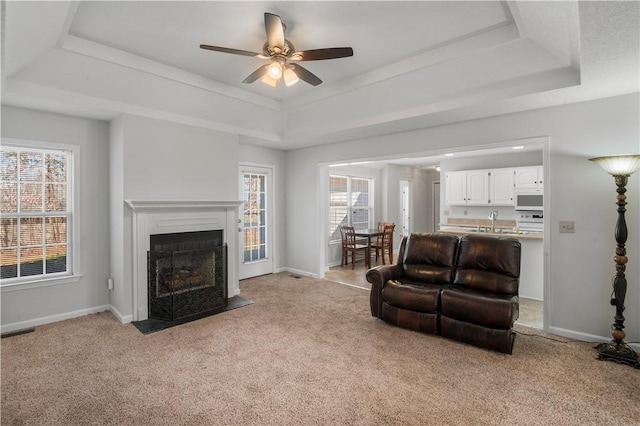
(2, 273, 639, 425)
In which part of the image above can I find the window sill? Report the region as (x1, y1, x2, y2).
(1, 274, 83, 293)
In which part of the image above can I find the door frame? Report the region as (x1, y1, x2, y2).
(399, 179, 411, 239)
(238, 163, 275, 279)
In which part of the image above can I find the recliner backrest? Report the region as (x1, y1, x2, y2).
(402, 233, 460, 283)
(453, 234, 521, 295)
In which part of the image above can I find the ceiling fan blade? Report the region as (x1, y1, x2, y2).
(290, 64, 322, 86)
(242, 65, 269, 84)
(200, 44, 267, 59)
(290, 47, 354, 61)
(264, 13, 285, 49)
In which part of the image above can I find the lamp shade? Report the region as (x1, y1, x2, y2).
(267, 61, 283, 80)
(284, 67, 299, 86)
(589, 154, 640, 176)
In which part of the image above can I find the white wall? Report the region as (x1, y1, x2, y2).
(1, 106, 110, 332)
(108, 116, 127, 320)
(120, 115, 240, 200)
(285, 93, 640, 345)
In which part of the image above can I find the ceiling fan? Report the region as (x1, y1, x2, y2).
(200, 12, 354, 87)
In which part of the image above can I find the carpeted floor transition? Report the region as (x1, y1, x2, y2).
(2, 272, 639, 425)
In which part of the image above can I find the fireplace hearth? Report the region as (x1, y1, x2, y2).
(147, 231, 227, 321)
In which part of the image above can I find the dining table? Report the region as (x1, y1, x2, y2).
(353, 228, 393, 266)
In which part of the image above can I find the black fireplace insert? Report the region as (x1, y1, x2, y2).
(147, 230, 227, 321)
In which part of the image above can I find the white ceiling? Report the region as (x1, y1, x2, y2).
(67, 1, 513, 101)
(1, 1, 639, 151)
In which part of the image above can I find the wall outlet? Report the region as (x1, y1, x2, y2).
(107, 277, 114, 290)
(443, 210, 449, 216)
(463, 210, 468, 216)
(559, 221, 575, 233)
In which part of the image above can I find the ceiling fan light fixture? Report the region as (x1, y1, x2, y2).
(201, 13, 353, 87)
(267, 61, 283, 80)
(261, 74, 278, 87)
(284, 67, 299, 86)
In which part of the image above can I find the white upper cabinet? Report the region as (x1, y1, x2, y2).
(446, 166, 541, 206)
(515, 166, 543, 189)
(445, 170, 489, 205)
(445, 171, 467, 205)
(489, 168, 515, 206)
(466, 170, 489, 205)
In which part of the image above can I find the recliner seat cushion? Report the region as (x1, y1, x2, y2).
(382, 280, 442, 313)
(441, 287, 518, 329)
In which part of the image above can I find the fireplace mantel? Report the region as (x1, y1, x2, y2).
(125, 199, 242, 322)
(125, 200, 243, 211)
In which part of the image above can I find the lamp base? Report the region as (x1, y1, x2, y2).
(596, 340, 640, 368)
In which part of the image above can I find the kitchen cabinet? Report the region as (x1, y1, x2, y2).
(445, 171, 467, 205)
(515, 166, 543, 189)
(466, 170, 489, 205)
(445, 170, 489, 206)
(446, 166, 541, 206)
(489, 168, 515, 206)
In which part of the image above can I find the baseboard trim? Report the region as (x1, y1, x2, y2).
(279, 267, 319, 279)
(0, 305, 111, 334)
(109, 305, 133, 324)
(547, 326, 609, 343)
(546, 326, 640, 351)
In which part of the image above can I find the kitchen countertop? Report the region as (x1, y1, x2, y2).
(438, 227, 543, 240)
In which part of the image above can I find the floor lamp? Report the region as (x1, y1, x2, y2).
(589, 154, 640, 368)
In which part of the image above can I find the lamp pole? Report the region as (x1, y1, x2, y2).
(590, 154, 640, 368)
(595, 174, 639, 367)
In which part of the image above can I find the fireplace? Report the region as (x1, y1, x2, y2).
(147, 230, 227, 321)
(125, 200, 243, 323)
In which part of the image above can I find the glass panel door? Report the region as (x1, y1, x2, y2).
(242, 173, 267, 263)
(239, 166, 274, 280)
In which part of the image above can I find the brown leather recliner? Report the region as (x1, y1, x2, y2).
(368, 233, 459, 335)
(440, 235, 521, 354)
(366, 233, 521, 354)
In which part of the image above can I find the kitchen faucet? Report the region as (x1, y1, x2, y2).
(488, 211, 498, 232)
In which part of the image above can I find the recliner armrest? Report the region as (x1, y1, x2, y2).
(366, 264, 405, 318)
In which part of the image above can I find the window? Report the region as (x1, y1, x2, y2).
(242, 172, 268, 262)
(329, 175, 373, 242)
(1, 144, 73, 283)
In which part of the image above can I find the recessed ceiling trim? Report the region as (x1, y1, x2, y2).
(4, 79, 282, 144)
(61, 35, 282, 112)
(56, 2, 80, 49)
(284, 62, 580, 147)
(282, 23, 520, 111)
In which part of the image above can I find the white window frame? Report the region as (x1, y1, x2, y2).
(242, 171, 268, 263)
(329, 174, 374, 243)
(1, 138, 81, 289)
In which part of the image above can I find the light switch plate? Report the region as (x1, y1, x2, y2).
(559, 221, 575, 233)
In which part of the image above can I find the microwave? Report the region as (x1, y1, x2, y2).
(514, 190, 544, 211)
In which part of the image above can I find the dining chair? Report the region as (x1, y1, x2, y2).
(372, 223, 395, 265)
(340, 226, 370, 269)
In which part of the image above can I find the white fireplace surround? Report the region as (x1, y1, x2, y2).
(126, 199, 243, 321)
